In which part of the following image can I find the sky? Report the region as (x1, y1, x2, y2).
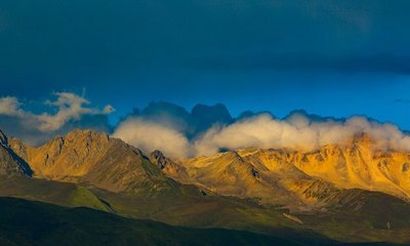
(1, 0, 410, 140)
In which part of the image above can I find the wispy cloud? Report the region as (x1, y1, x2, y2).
(0, 97, 24, 116)
(0, 92, 114, 145)
(37, 92, 113, 131)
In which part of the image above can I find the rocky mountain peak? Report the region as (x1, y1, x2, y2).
(64, 129, 110, 143)
(35, 129, 112, 159)
(0, 129, 32, 177)
(149, 150, 189, 180)
(150, 150, 169, 169)
(221, 150, 244, 162)
(7, 129, 178, 193)
(0, 129, 8, 146)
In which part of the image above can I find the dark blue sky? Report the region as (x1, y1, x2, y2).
(1, 0, 410, 128)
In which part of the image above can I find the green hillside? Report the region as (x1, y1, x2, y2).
(0, 197, 334, 246)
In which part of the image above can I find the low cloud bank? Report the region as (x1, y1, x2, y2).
(194, 113, 410, 156)
(113, 118, 191, 158)
(113, 113, 410, 158)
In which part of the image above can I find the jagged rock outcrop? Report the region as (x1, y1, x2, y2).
(0, 130, 7, 146)
(150, 150, 173, 170)
(0, 130, 32, 177)
(150, 150, 189, 181)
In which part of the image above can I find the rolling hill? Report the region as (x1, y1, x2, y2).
(0, 197, 323, 246)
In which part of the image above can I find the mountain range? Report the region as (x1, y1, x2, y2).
(1, 128, 410, 245)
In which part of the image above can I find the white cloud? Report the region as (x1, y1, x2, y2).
(0, 92, 114, 144)
(113, 112, 410, 158)
(194, 113, 410, 156)
(112, 117, 192, 158)
(37, 92, 95, 131)
(103, 105, 115, 114)
(0, 97, 23, 116)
